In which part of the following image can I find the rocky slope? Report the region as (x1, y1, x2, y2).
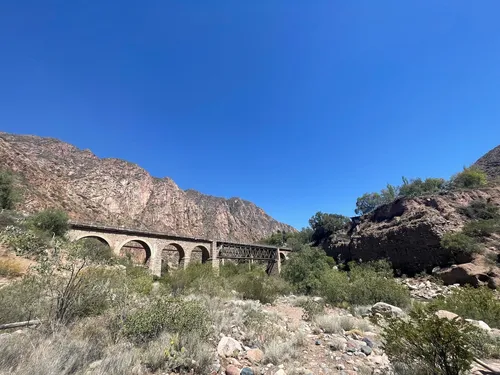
(330, 144, 500, 284)
(0, 132, 295, 242)
(474, 144, 500, 180)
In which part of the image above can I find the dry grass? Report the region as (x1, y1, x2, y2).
(0, 258, 23, 277)
(314, 314, 372, 334)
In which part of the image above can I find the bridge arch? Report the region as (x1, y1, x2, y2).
(191, 245, 210, 264)
(161, 243, 185, 273)
(74, 234, 112, 249)
(117, 238, 153, 265)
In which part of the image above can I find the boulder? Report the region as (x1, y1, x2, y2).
(240, 368, 254, 375)
(371, 302, 405, 318)
(245, 348, 264, 363)
(225, 365, 240, 375)
(436, 263, 496, 288)
(274, 370, 286, 375)
(217, 337, 243, 358)
(465, 319, 491, 331)
(435, 310, 460, 320)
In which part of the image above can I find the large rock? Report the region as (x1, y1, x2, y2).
(0, 132, 295, 242)
(436, 263, 498, 288)
(371, 302, 405, 318)
(465, 319, 491, 331)
(435, 310, 460, 320)
(217, 337, 243, 358)
(225, 365, 240, 375)
(245, 348, 264, 363)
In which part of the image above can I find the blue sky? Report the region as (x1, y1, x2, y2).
(1, 1, 499, 229)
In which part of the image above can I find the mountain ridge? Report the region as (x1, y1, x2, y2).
(0, 132, 295, 242)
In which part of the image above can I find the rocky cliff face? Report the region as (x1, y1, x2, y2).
(330, 187, 500, 276)
(329, 144, 500, 283)
(0, 132, 295, 242)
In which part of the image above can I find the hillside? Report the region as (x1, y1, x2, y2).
(0, 132, 295, 242)
(330, 144, 500, 286)
(474, 144, 500, 180)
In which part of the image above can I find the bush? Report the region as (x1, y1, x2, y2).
(27, 209, 69, 237)
(440, 232, 480, 257)
(0, 226, 49, 256)
(399, 177, 446, 197)
(162, 263, 225, 297)
(462, 219, 500, 238)
(298, 298, 325, 321)
(231, 267, 291, 304)
(429, 286, 500, 329)
(0, 258, 23, 277)
(0, 170, 19, 210)
(382, 307, 484, 375)
(347, 262, 411, 308)
(309, 212, 350, 244)
(0, 276, 45, 324)
(451, 167, 488, 189)
(458, 199, 499, 220)
(123, 298, 211, 343)
(143, 332, 213, 374)
(282, 246, 335, 294)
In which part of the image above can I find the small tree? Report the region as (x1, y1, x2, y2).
(451, 167, 488, 189)
(28, 209, 69, 237)
(309, 212, 350, 244)
(0, 170, 18, 210)
(383, 307, 483, 375)
(282, 246, 335, 294)
(355, 192, 384, 215)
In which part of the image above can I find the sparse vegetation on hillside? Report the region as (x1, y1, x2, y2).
(441, 198, 500, 259)
(354, 166, 490, 216)
(0, 170, 19, 210)
(429, 286, 500, 329)
(451, 166, 488, 189)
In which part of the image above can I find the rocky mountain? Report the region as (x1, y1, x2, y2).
(474, 144, 500, 180)
(331, 144, 500, 286)
(0, 132, 295, 242)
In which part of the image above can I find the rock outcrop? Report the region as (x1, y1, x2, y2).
(330, 187, 500, 276)
(474, 144, 500, 180)
(0, 132, 295, 242)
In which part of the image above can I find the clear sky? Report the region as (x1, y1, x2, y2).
(1, 1, 499, 229)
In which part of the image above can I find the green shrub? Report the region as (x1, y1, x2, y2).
(451, 167, 488, 189)
(0, 226, 49, 256)
(318, 269, 349, 305)
(162, 263, 224, 297)
(73, 237, 114, 262)
(0, 170, 19, 210)
(27, 209, 69, 237)
(282, 246, 335, 294)
(462, 219, 500, 238)
(429, 286, 500, 329)
(458, 199, 499, 220)
(382, 307, 484, 375)
(125, 264, 153, 295)
(231, 267, 291, 304)
(123, 298, 211, 343)
(347, 262, 411, 308)
(399, 177, 446, 197)
(298, 298, 325, 321)
(440, 232, 480, 256)
(0, 276, 45, 324)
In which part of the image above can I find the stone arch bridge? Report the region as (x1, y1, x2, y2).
(68, 222, 290, 276)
